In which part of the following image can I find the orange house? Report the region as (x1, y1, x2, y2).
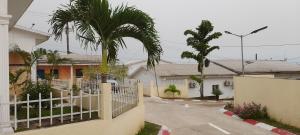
(37, 53, 101, 89)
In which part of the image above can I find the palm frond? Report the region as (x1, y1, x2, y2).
(204, 32, 222, 43)
(181, 51, 198, 60)
(197, 20, 214, 39)
(190, 75, 203, 84)
(110, 25, 162, 67)
(205, 46, 220, 56)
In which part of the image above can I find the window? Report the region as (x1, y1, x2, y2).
(212, 85, 219, 91)
(76, 69, 83, 78)
(37, 69, 45, 79)
(50, 69, 59, 79)
(189, 82, 196, 88)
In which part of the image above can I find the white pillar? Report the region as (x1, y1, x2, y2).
(31, 62, 37, 82)
(100, 83, 112, 120)
(0, 0, 14, 134)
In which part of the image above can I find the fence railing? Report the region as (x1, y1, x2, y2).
(79, 80, 101, 94)
(112, 85, 139, 118)
(52, 79, 70, 90)
(10, 90, 101, 131)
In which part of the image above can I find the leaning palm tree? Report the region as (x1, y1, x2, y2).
(50, 0, 162, 82)
(181, 20, 222, 98)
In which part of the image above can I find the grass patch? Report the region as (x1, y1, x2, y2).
(137, 122, 161, 135)
(256, 118, 300, 135)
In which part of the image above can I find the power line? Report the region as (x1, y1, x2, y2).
(161, 39, 300, 48)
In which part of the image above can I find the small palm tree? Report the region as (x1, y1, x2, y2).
(46, 50, 70, 83)
(164, 84, 181, 98)
(50, 0, 162, 83)
(181, 20, 222, 98)
(10, 46, 47, 82)
(212, 88, 223, 101)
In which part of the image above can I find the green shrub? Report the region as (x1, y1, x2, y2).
(212, 88, 223, 100)
(164, 84, 181, 98)
(233, 102, 268, 119)
(21, 81, 53, 108)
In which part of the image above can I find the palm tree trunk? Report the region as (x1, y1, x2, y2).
(200, 70, 204, 99)
(101, 46, 109, 83)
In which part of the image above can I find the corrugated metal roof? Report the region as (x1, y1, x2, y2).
(212, 60, 300, 73)
(131, 63, 237, 77)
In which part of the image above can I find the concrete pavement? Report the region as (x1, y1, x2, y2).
(145, 97, 275, 135)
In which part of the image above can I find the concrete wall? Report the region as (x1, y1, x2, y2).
(15, 105, 144, 135)
(15, 83, 145, 135)
(234, 77, 300, 128)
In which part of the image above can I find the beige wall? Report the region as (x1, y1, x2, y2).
(15, 105, 144, 135)
(234, 77, 300, 128)
(149, 79, 189, 98)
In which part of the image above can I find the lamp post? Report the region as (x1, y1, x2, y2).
(225, 26, 268, 75)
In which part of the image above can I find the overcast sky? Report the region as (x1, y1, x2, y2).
(18, 0, 300, 64)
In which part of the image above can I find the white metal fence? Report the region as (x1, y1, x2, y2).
(10, 90, 101, 131)
(112, 85, 139, 118)
(79, 80, 101, 94)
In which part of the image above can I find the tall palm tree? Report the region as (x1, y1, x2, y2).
(181, 20, 222, 98)
(50, 0, 162, 82)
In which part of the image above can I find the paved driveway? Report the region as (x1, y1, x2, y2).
(144, 97, 275, 135)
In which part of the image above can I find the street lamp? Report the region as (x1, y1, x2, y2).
(225, 26, 268, 75)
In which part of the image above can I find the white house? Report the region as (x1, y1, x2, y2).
(129, 63, 237, 99)
(129, 60, 300, 99)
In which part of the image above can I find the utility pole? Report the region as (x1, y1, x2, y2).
(66, 0, 71, 54)
(66, 23, 70, 54)
(225, 26, 268, 75)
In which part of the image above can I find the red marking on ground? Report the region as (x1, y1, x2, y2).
(272, 128, 296, 135)
(224, 111, 234, 116)
(162, 130, 170, 135)
(244, 119, 258, 125)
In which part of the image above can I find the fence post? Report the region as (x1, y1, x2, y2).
(138, 83, 144, 106)
(99, 83, 112, 120)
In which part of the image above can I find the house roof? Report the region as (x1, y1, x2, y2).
(130, 63, 236, 78)
(13, 25, 50, 45)
(212, 60, 300, 74)
(8, 0, 33, 28)
(38, 53, 101, 65)
(125, 59, 173, 66)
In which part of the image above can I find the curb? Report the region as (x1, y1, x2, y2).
(219, 108, 296, 135)
(158, 125, 171, 135)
